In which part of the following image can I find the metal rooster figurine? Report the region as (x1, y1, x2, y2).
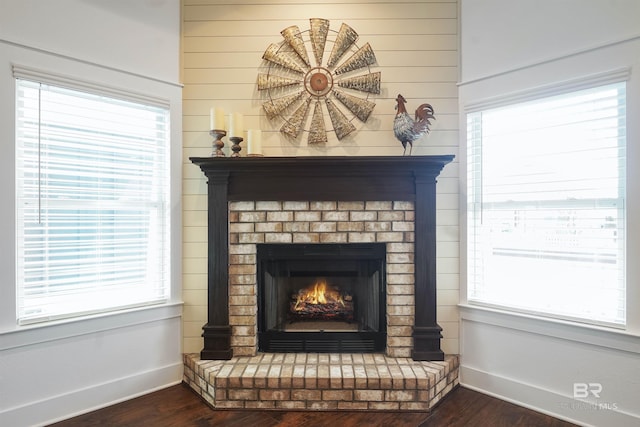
(393, 94, 435, 155)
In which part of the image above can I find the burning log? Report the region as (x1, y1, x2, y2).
(290, 279, 354, 321)
(289, 300, 354, 321)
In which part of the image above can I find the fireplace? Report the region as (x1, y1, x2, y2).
(189, 155, 454, 361)
(257, 243, 386, 353)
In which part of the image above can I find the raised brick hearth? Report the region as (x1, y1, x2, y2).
(184, 353, 459, 411)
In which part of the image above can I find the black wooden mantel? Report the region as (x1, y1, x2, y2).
(189, 155, 455, 361)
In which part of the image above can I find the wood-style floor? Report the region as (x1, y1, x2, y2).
(49, 383, 577, 427)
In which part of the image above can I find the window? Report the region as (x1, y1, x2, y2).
(15, 76, 170, 324)
(466, 80, 626, 326)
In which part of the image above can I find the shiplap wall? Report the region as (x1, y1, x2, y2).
(182, 0, 459, 355)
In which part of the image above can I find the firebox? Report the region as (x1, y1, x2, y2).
(257, 243, 386, 353)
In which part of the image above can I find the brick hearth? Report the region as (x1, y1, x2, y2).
(183, 353, 459, 411)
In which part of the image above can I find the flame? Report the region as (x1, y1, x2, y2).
(294, 279, 344, 310)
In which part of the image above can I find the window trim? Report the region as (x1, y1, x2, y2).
(14, 69, 173, 325)
(12, 64, 170, 109)
(464, 67, 630, 113)
(0, 40, 182, 339)
(459, 303, 640, 354)
(464, 70, 629, 328)
(0, 302, 183, 351)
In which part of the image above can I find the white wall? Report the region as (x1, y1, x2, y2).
(181, 0, 461, 356)
(459, 1, 640, 425)
(0, 1, 184, 426)
(460, 0, 640, 84)
(0, 0, 180, 84)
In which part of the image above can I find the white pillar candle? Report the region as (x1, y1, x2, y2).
(228, 112, 244, 138)
(210, 107, 225, 130)
(247, 129, 262, 155)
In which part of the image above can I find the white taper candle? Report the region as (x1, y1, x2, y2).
(210, 107, 225, 130)
(229, 113, 244, 138)
(247, 129, 262, 155)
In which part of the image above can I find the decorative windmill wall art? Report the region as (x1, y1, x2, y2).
(258, 18, 381, 146)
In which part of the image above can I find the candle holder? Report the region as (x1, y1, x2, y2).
(210, 130, 226, 157)
(229, 136, 243, 157)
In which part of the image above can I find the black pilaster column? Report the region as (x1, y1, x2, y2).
(201, 171, 233, 360)
(412, 172, 444, 361)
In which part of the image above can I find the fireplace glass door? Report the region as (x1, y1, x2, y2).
(257, 243, 386, 353)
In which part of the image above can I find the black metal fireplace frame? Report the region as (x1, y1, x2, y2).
(257, 243, 387, 353)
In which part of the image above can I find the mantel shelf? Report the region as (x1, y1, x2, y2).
(189, 155, 455, 201)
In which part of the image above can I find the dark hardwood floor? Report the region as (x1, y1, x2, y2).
(49, 383, 577, 427)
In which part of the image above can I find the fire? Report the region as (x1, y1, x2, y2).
(293, 279, 344, 310)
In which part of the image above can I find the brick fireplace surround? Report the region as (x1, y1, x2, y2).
(186, 156, 458, 410)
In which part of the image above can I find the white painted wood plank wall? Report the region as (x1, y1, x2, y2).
(181, 0, 460, 355)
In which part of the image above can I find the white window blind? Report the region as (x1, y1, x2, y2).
(15, 78, 170, 324)
(466, 81, 626, 326)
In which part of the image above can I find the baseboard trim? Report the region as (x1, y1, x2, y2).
(460, 365, 639, 427)
(1, 362, 183, 427)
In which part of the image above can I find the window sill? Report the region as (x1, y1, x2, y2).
(0, 301, 183, 351)
(459, 303, 640, 355)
